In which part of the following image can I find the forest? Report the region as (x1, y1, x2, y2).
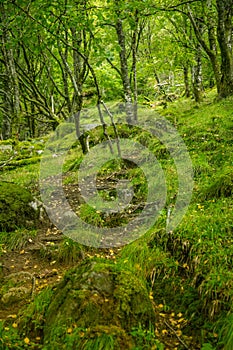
(0, 0, 233, 349)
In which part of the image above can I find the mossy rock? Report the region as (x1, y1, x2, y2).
(0, 272, 33, 308)
(0, 182, 39, 232)
(40, 259, 155, 347)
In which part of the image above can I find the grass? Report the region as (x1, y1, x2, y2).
(0, 229, 37, 251)
(0, 90, 232, 348)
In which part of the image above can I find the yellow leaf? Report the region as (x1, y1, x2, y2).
(149, 292, 154, 300)
(176, 330, 182, 336)
(177, 312, 182, 317)
(67, 328, 73, 334)
(158, 304, 164, 308)
(162, 329, 168, 335)
(24, 337, 30, 344)
(12, 323, 18, 328)
(8, 314, 17, 319)
(36, 337, 41, 341)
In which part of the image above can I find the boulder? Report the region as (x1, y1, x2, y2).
(20, 259, 155, 348)
(0, 182, 39, 232)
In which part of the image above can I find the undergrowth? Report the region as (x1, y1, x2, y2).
(0, 92, 232, 348)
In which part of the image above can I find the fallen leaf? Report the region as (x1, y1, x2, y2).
(24, 337, 30, 344)
(7, 314, 17, 319)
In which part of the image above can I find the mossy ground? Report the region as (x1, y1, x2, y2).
(0, 92, 232, 349)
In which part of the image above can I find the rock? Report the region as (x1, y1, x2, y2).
(1, 286, 31, 305)
(42, 259, 155, 346)
(0, 182, 39, 231)
(0, 272, 33, 307)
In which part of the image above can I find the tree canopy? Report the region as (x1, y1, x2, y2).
(0, 0, 232, 139)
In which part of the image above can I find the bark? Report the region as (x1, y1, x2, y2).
(0, 2, 20, 138)
(192, 44, 203, 103)
(216, 0, 233, 98)
(206, 0, 221, 93)
(132, 19, 138, 122)
(183, 65, 191, 97)
(115, 17, 134, 123)
(187, 4, 221, 95)
(131, 10, 140, 123)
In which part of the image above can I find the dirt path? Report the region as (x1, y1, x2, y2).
(0, 183, 200, 349)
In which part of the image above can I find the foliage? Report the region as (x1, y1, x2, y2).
(0, 91, 233, 349)
(0, 229, 37, 251)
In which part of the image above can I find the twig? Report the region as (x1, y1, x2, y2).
(164, 320, 190, 349)
(101, 101, 121, 157)
(0, 155, 15, 169)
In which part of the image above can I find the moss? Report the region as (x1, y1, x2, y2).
(0, 182, 38, 232)
(22, 258, 155, 346)
(202, 166, 233, 200)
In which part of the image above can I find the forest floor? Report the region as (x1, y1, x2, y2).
(0, 93, 233, 349)
(0, 179, 199, 349)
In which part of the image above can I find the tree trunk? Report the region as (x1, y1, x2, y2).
(0, 2, 20, 139)
(183, 65, 191, 98)
(187, 4, 221, 96)
(115, 17, 134, 123)
(216, 0, 233, 98)
(192, 42, 203, 103)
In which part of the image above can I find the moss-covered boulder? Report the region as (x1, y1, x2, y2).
(0, 182, 39, 232)
(20, 259, 155, 348)
(0, 272, 33, 308)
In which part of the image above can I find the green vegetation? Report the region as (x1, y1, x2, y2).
(0, 182, 39, 232)
(0, 92, 232, 348)
(1, 0, 233, 347)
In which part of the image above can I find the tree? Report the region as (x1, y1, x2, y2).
(216, 0, 233, 98)
(0, 1, 20, 139)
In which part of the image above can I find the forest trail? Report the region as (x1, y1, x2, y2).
(0, 178, 199, 349)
